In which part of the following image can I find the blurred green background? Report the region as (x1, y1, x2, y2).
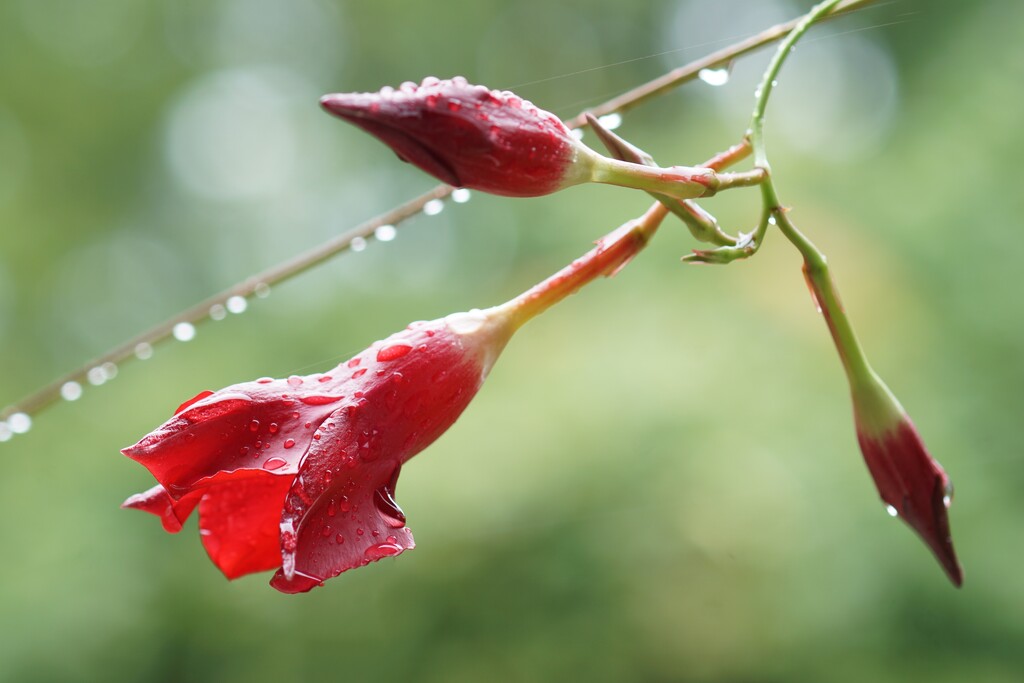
(1, 0, 1021, 681)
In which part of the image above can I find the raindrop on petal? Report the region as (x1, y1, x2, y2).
(885, 504, 898, 518)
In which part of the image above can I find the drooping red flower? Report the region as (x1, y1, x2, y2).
(123, 204, 667, 592)
(852, 377, 963, 587)
(320, 77, 717, 200)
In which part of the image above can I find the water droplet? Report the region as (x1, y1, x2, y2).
(351, 368, 367, 379)
(249, 419, 260, 432)
(364, 543, 402, 560)
(134, 342, 154, 360)
(596, 112, 622, 130)
(375, 224, 397, 242)
(445, 309, 487, 335)
(376, 343, 412, 362)
(335, 534, 345, 544)
(318, 375, 332, 383)
(0, 423, 12, 442)
(283, 439, 295, 449)
(263, 457, 287, 471)
(570, 128, 585, 141)
(209, 304, 227, 321)
(226, 295, 248, 314)
(943, 481, 954, 508)
(101, 362, 118, 381)
(374, 485, 407, 528)
(347, 357, 361, 368)
(339, 496, 351, 513)
(60, 381, 83, 401)
(239, 446, 250, 456)
(451, 188, 471, 203)
(7, 412, 32, 434)
(173, 322, 196, 342)
(356, 528, 364, 536)
(268, 422, 279, 434)
(423, 199, 444, 216)
(287, 375, 303, 388)
(350, 236, 367, 252)
(299, 394, 343, 406)
(447, 100, 461, 112)
(771, 79, 779, 87)
(885, 504, 899, 517)
(87, 366, 106, 386)
(254, 282, 271, 298)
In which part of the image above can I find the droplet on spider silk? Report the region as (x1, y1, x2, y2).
(209, 303, 227, 321)
(350, 236, 367, 252)
(134, 342, 154, 360)
(254, 282, 271, 298)
(451, 188, 471, 203)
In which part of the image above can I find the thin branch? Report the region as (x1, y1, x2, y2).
(0, 0, 881, 426)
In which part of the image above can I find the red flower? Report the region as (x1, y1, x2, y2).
(852, 377, 963, 587)
(123, 204, 666, 592)
(320, 77, 717, 200)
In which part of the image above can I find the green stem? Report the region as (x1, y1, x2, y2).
(749, 0, 844, 168)
(745, 0, 878, 388)
(772, 211, 875, 385)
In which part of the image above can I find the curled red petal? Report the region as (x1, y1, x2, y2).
(122, 484, 199, 533)
(857, 419, 962, 587)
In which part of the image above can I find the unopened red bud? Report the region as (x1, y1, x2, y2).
(320, 76, 592, 197)
(853, 376, 963, 587)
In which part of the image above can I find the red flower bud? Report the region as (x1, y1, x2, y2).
(852, 378, 962, 587)
(123, 205, 666, 592)
(320, 76, 592, 197)
(320, 77, 718, 201)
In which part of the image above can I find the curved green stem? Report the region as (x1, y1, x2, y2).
(749, 0, 844, 168)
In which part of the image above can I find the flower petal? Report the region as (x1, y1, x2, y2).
(198, 471, 293, 580)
